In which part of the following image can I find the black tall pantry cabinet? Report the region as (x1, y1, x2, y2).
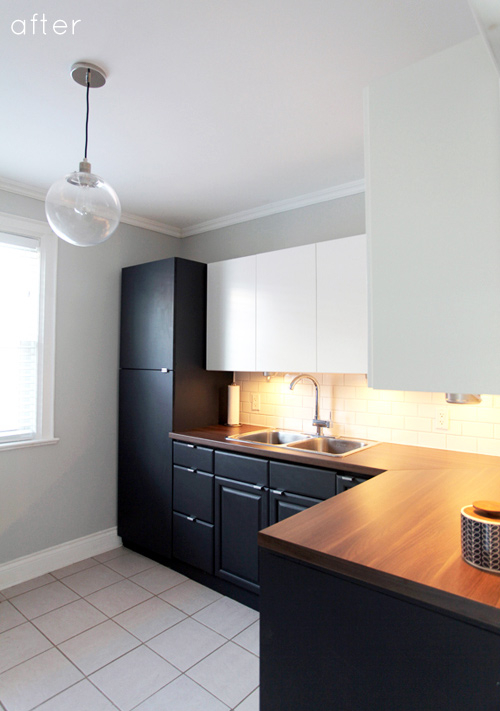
(118, 257, 231, 559)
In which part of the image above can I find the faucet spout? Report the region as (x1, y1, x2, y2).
(289, 374, 330, 436)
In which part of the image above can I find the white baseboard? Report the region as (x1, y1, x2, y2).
(0, 528, 122, 591)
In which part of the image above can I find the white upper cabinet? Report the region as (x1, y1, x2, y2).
(317, 236, 367, 374)
(207, 255, 256, 371)
(365, 37, 500, 393)
(256, 244, 316, 372)
(207, 238, 368, 373)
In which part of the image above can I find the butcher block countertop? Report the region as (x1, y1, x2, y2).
(170, 425, 500, 631)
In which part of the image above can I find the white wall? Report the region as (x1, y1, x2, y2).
(0, 190, 182, 565)
(0, 188, 364, 567)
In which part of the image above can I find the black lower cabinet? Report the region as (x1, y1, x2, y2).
(167, 444, 374, 605)
(269, 490, 322, 524)
(172, 512, 214, 573)
(260, 550, 500, 711)
(269, 461, 337, 525)
(336, 473, 369, 493)
(215, 476, 269, 593)
(172, 446, 215, 574)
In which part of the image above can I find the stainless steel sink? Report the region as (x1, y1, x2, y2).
(227, 429, 312, 445)
(286, 436, 378, 457)
(227, 429, 379, 457)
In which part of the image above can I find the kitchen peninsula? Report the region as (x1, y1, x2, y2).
(258, 461, 500, 710)
(171, 425, 500, 710)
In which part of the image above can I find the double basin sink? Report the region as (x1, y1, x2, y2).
(227, 429, 379, 458)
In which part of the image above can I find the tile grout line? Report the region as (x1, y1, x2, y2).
(1, 551, 260, 711)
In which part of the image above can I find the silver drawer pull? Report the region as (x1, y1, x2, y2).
(271, 489, 285, 496)
(186, 468, 196, 473)
(252, 484, 266, 491)
(187, 515, 197, 522)
(186, 444, 195, 449)
(341, 476, 354, 482)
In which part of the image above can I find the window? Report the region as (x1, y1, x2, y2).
(0, 212, 57, 449)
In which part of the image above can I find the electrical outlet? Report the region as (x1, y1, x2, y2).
(435, 406, 449, 431)
(251, 393, 261, 411)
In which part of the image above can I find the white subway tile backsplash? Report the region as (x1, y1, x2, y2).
(334, 386, 357, 400)
(478, 408, 500, 424)
(378, 414, 405, 430)
(478, 439, 500, 456)
(390, 430, 419, 446)
(355, 413, 379, 427)
(391, 402, 419, 417)
(461, 422, 495, 439)
(448, 406, 478, 422)
(417, 432, 447, 449)
(446, 435, 477, 453)
(367, 401, 392, 415)
(417, 404, 437, 419)
(235, 373, 500, 457)
(404, 417, 432, 432)
(366, 427, 392, 441)
(344, 374, 367, 387)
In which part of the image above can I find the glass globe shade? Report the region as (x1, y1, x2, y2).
(45, 170, 121, 247)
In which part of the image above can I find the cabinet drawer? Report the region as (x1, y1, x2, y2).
(336, 473, 369, 494)
(173, 466, 213, 523)
(173, 441, 213, 472)
(215, 451, 268, 485)
(269, 490, 322, 526)
(270, 461, 336, 500)
(173, 512, 214, 574)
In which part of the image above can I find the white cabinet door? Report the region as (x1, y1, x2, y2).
(256, 245, 316, 372)
(206, 256, 256, 371)
(317, 236, 368, 374)
(365, 37, 500, 393)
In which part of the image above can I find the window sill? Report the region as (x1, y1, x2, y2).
(0, 438, 59, 452)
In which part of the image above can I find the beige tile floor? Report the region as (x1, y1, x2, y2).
(0, 548, 260, 711)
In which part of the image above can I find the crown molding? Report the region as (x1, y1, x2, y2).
(180, 179, 366, 237)
(0, 176, 365, 240)
(0, 177, 182, 238)
(119, 212, 182, 238)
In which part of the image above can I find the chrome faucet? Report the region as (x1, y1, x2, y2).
(289, 374, 330, 437)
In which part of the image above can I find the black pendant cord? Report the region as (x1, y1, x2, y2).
(84, 68, 90, 160)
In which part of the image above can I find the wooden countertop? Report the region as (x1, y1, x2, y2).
(171, 425, 500, 631)
(170, 424, 496, 476)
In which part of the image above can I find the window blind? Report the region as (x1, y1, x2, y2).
(0, 232, 41, 443)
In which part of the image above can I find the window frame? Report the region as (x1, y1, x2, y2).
(0, 211, 58, 451)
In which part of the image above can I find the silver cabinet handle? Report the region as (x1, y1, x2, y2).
(186, 468, 196, 473)
(186, 444, 195, 449)
(187, 515, 197, 522)
(252, 484, 267, 491)
(270, 489, 285, 496)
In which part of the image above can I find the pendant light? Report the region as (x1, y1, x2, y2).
(45, 62, 121, 247)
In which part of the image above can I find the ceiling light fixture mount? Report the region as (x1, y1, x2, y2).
(45, 61, 121, 247)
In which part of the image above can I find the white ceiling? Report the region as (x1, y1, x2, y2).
(1, 0, 478, 236)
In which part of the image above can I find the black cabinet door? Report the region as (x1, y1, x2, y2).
(269, 490, 322, 526)
(120, 259, 175, 370)
(215, 476, 269, 594)
(336, 473, 369, 494)
(118, 369, 173, 556)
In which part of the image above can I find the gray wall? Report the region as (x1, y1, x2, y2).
(0, 190, 181, 565)
(0, 188, 364, 566)
(180, 192, 365, 262)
